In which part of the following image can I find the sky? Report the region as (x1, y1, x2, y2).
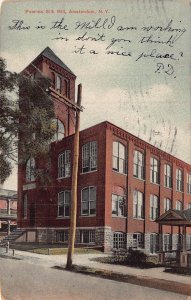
(0, 0, 191, 190)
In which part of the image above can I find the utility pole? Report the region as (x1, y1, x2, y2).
(49, 82, 83, 269)
(66, 84, 82, 269)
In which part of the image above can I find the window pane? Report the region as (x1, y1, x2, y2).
(65, 191, 70, 204)
(90, 187, 96, 200)
(113, 142, 118, 156)
(119, 143, 125, 159)
(82, 202, 88, 215)
(90, 201, 96, 215)
(64, 206, 70, 217)
(82, 188, 89, 202)
(112, 195, 117, 215)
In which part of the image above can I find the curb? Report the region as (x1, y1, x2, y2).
(53, 264, 191, 296)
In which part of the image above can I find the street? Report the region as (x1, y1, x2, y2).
(0, 257, 189, 300)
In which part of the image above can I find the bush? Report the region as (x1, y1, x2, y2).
(127, 248, 147, 266)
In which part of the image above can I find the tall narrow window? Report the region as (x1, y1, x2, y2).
(176, 200, 183, 211)
(112, 141, 126, 174)
(58, 191, 71, 217)
(26, 157, 36, 181)
(133, 150, 144, 179)
(176, 169, 183, 192)
(164, 198, 171, 212)
(133, 190, 144, 219)
(56, 75, 61, 93)
(164, 164, 172, 188)
(58, 150, 71, 178)
(112, 194, 126, 217)
(150, 233, 159, 254)
(82, 141, 97, 173)
(187, 173, 191, 194)
(150, 195, 159, 220)
(163, 234, 172, 251)
(132, 233, 144, 249)
(81, 186, 96, 216)
(150, 157, 159, 184)
(51, 118, 65, 141)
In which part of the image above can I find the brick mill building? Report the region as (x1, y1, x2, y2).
(16, 47, 191, 253)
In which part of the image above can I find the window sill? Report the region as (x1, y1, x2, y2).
(150, 182, 160, 186)
(133, 218, 145, 221)
(56, 216, 70, 219)
(164, 186, 172, 190)
(112, 215, 126, 219)
(133, 176, 145, 181)
(112, 170, 127, 176)
(80, 170, 97, 175)
(79, 215, 96, 218)
(176, 190, 183, 193)
(57, 177, 71, 180)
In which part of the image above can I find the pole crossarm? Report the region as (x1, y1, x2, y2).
(49, 87, 83, 112)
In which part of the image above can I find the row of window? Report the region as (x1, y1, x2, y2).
(133, 191, 191, 220)
(113, 190, 191, 220)
(25, 140, 191, 195)
(22, 188, 191, 221)
(58, 187, 96, 218)
(112, 142, 191, 193)
(113, 232, 191, 252)
(56, 230, 95, 244)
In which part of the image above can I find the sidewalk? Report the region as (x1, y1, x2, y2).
(1, 247, 191, 295)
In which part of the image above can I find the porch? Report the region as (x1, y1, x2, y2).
(156, 208, 191, 268)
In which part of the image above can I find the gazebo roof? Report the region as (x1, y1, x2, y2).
(156, 209, 191, 226)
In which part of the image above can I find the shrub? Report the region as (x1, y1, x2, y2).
(127, 248, 147, 266)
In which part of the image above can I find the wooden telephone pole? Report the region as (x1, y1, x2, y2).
(66, 84, 82, 269)
(49, 83, 82, 269)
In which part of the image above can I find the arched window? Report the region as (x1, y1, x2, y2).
(51, 118, 65, 141)
(26, 158, 36, 181)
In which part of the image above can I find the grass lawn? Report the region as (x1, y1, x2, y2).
(10, 243, 102, 255)
(30, 247, 102, 255)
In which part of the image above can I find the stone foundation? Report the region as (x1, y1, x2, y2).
(18, 229, 191, 254)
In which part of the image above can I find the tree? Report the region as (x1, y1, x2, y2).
(0, 58, 55, 184)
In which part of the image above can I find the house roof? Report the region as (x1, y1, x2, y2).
(22, 47, 76, 76)
(156, 208, 191, 226)
(40, 47, 76, 76)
